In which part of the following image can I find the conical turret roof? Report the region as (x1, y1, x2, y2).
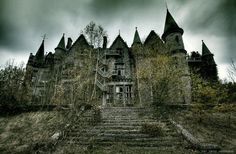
(202, 40, 213, 56)
(132, 27, 142, 45)
(162, 9, 183, 41)
(55, 34, 66, 50)
(35, 40, 44, 59)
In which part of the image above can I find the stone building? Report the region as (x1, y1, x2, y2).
(24, 9, 218, 106)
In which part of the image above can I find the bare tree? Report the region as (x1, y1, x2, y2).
(84, 21, 107, 48)
(228, 59, 236, 83)
(0, 59, 25, 106)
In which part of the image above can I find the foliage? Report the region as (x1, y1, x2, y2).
(137, 54, 183, 105)
(220, 82, 236, 103)
(83, 21, 107, 48)
(191, 73, 227, 104)
(213, 104, 236, 113)
(51, 52, 99, 108)
(141, 122, 164, 136)
(0, 60, 25, 107)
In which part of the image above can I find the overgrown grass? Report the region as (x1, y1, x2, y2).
(173, 105, 236, 151)
(0, 111, 69, 153)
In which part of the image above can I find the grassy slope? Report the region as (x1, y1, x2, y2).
(0, 106, 235, 153)
(0, 111, 67, 153)
(173, 106, 236, 151)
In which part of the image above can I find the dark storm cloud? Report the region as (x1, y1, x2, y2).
(0, 0, 235, 79)
(0, 0, 163, 52)
(89, 0, 156, 18)
(180, 0, 236, 63)
(183, 0, 235, 36)
(0, 0, 87, 51)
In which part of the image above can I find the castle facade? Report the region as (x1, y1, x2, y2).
(24, 9, 218, 106)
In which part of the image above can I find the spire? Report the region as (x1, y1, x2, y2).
(202, 40, 213, 56)
(162, 9, 183, 41)
(55, 33, 66, 50)
(35, 39, 44, 59)
(132, 27, 142, 45)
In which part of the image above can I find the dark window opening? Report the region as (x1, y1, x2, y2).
(118, 70, 121, 75)
(175, 36, 179, 43)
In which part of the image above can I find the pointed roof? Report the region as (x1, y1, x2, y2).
(202, 40, 213, 56)
(55, 34, 66, 50)
(144, 30, 160, 45)
(70, 34, 90, 49)
(132, 27, 142, 45)
(110, 34, 128, 49)
(162, 9, 184, 41)
(35, 39, 44, 59)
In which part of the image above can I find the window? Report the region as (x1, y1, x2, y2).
(175, 36, 179, 43)
(116, 86, 120, 93)
(114, 64, 125, 76)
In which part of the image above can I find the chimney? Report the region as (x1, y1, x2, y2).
(66, 37, 73, 49)
(103, 36, 107, 49)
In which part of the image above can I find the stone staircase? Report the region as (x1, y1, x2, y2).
(65, 107, 191, 153)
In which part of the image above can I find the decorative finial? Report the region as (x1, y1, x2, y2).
(135, 27, 137, 30)
(165, 0, 168, 10)
(63, 33, 65, 37)
(41, 34, 47, 41)
(119, 29, 120, 35)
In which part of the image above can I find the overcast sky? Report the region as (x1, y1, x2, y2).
(0, 0, 235, 80)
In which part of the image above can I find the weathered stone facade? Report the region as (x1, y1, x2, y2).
(24, 9, 217, 106)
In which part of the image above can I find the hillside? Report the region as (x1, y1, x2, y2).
(0, 105, 235, 153)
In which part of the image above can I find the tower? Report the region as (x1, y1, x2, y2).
(162, 8, 191, 104)
(162, 9, 186, 54)
(54, 34, 66, 63)
(201, 40, 218, 81)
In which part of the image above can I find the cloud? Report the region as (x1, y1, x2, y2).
(0, 0, 235, 80)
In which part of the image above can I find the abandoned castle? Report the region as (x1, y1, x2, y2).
(24, 9, 218, 107)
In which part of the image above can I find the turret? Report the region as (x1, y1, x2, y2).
(27, 53, 34, 66)
(55, 34, 66, 62)
(162, 8, 191, 104)
(162, 9, 186, 54)
(201, 40, 218, 81)
(34, 39, 45, 66)
(132, 27, 142, 46)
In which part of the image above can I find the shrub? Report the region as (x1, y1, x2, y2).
(141, 122, 164, 136)
(213, 104, 236, 113)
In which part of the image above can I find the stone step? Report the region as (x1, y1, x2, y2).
(129, 147, 192, 154)
(92, 125, 141, 130)
(101, 107, 153, 110)
(62, 107, 188, 151)
(100, 121, 170, 125)
(69, 140, 183, 147)
(69, 135, 180, 141)
(67, 131, 180, 139)
(101, 120, 157, 123)
(65, 136, 181, 143)
(66, 139, 182, 147)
